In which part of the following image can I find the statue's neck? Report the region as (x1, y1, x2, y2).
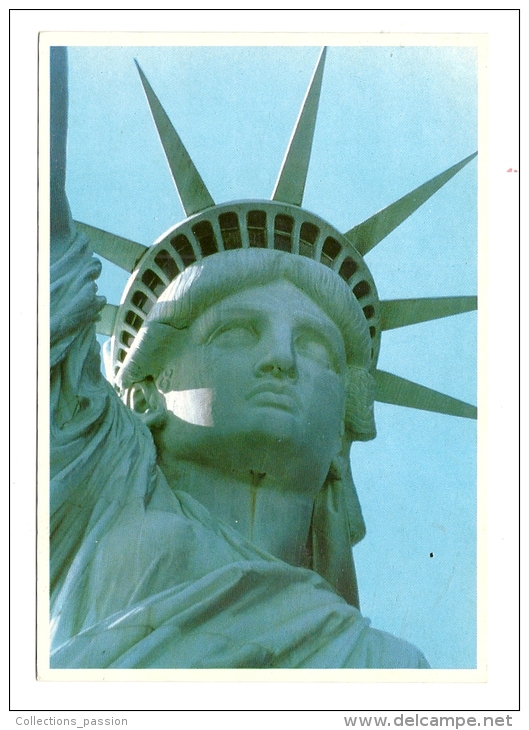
(159, 458, 317, 567)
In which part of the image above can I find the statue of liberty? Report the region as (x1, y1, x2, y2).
(49, 45, 476, 668)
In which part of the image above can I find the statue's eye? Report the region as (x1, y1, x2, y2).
(295, 331, 337, 371)
(208, 321, 257, 348)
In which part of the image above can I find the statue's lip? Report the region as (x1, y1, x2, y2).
(245, 381, 300, 411)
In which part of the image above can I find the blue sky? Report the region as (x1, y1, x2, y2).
(64, 43, 478, 669)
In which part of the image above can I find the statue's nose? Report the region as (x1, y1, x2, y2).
(257, 359, 297, 379)
(253, 329, 298, 380)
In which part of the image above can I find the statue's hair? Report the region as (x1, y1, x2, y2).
(119, 248, 376, 441)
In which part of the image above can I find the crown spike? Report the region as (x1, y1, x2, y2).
(272, 47, 327, 206)
(96, 303, 119, 336)
(344, 152, 477, 255)
(374, 370, 477, 419)
(74, 221, 148, 273)
(380, 296, 477, 331)
(135, 60, 215, 217)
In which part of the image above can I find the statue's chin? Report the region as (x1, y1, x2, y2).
(152, 386, 342, 499)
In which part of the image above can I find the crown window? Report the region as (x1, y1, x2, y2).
(353, 280, 371, 299)
(192, 220, 218, 257)
(299, 221, 319, 258)
(170, 234, 196, 266)
(274, 214, 294, 252)
(321, 236, 341, 266)
(141, 269, 165, 297)
(154, 249, 179, 282)
(247, 210, 267, 248)
(219, 212, 242, 250)
(339, 257, 358, 281)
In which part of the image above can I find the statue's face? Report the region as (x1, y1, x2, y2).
(156, 280, 347, 483)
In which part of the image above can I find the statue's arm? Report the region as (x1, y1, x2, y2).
(50, 46, 106, 392)
(50, 46, 105, 347)
(50, 46, 74, 266)
(50, 47, 110, 484)
(49, 48, 157, 541)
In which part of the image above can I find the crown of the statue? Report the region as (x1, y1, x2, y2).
(85, 48, 478, 420)
(110, 199, 380, 382)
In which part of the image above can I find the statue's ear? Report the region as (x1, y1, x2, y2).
(126, 378, 168, 431)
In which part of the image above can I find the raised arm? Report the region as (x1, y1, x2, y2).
(50, 47, 74, 263)
(50, 46, 106, 373)
(49, 53, 162, 647)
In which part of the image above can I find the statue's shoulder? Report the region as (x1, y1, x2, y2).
(355, 626, 430, 669)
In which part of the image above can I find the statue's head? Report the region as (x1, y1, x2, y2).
(118, 248, 376, 448)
